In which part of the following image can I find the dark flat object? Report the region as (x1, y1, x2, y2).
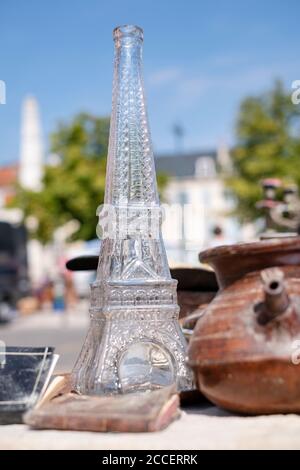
(66, 256, 218, 291)
(171, 267, 218, 292)
(66, 255, 98, 271)
(0, 346, 55, 424)
(179, 388, 210, 407)
(171, 268, 219, 292)
(25, 385, 179, 432)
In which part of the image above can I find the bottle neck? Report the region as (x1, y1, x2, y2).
(105, 27, 158, 206)
(113, 34, 143, 97)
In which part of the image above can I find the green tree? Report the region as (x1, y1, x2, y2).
(13, 113, 109, 242)
(12, 112, 168, 243)
(228, 81, 300, 222)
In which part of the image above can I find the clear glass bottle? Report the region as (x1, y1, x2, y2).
(72, 25, 193, 395)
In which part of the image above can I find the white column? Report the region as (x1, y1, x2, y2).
(19, 96, 44, 191)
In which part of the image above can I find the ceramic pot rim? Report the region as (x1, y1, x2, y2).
(199, 236, 300, 264)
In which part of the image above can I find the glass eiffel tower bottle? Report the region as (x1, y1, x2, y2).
(72, 25, 193, 395)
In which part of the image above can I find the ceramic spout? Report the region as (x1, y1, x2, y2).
(257, 267, 290, 325)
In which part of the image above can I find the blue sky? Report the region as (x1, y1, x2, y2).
(0, 0, 299, 164)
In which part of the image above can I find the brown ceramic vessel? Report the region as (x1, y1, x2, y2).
(188, 237, 300, 414)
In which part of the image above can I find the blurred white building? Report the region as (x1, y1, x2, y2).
(155, 146, 243, 266)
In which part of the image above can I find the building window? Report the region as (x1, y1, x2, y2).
(195, 156, 216, 178)
(201, 189, 210, 206)
(178, 191, 188, 205)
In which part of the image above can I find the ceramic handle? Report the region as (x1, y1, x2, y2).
(181, 305, 208, 330)
(255, 267, 290, 325)
(181, 305, 208, 340)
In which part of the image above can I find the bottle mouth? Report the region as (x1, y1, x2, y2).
(113, 25, 143, 42)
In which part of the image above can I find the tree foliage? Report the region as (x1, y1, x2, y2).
(12, 114, 109, 242)
(227, 81, 300, 222)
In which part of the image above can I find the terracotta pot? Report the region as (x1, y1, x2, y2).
(188, 237, 300, 414)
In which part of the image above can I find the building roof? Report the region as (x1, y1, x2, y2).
(0, 150, 219, 187)
(155, 150, 217, 177)
(0, 165, 18, 187)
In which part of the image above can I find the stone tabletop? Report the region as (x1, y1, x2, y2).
(1, 405, 300, 450)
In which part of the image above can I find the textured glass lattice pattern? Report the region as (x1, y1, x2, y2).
(72, 25, 193, 395)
